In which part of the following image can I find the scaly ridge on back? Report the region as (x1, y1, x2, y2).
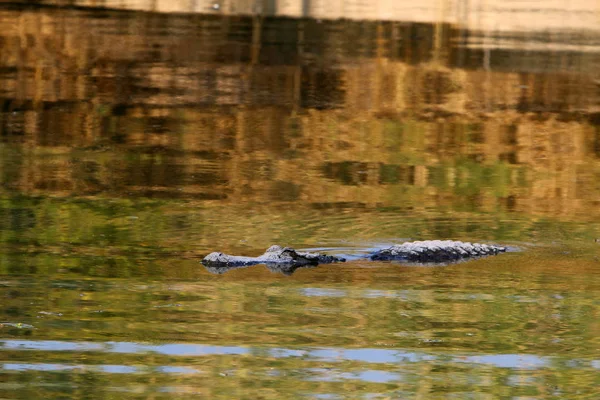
(369, 240, 506, 263)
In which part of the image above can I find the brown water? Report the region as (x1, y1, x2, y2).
(1, 3, 600, 399)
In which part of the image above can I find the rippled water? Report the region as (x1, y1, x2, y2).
(1, 2, 600, 399)
(2, 250, 600, 398)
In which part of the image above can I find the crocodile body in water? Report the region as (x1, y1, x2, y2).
(202, 240, 507, 273)
(203, 245, 344, 267)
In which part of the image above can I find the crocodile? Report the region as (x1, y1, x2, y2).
(202, 245, 344, 268)
(202, 240, 507, 273)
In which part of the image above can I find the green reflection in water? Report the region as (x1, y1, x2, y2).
(1, 249, 600, 398)
(1, 3, 600, 399)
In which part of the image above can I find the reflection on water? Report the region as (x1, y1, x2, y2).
(205, 261, 319, 275)
(1, 253, 600, 398)
(1, 339, 597, 370)
(1, 2, 600, 399)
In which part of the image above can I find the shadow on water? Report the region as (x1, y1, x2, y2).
(204, 261, 318, 276)
(1, 1, 600, 399)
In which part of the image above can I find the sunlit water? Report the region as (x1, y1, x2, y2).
(1, 2, 600, 399)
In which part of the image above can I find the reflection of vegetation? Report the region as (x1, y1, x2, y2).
(1, 249, 599, 398)
(1, 6, 599, 399)
(3, 105, 598, 221)
(428, 158, 523, 199)
(0, 193, 599, 278)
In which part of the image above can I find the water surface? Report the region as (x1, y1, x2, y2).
(1, 2, 600, 399)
